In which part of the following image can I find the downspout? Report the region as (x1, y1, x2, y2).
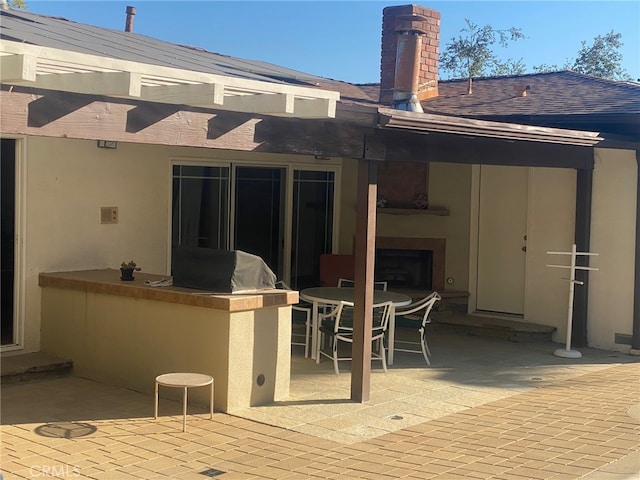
(632, 148, 640, 352)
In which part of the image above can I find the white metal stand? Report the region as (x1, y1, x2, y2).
(547, 244, 599, 359)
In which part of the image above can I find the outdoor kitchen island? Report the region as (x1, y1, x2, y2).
(39, 269, 297, 413)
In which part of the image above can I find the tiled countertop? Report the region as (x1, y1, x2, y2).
(39, 269, 298, 312)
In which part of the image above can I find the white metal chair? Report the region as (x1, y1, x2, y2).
(391, 291, 441, 365)
(316, 300, 393, 374)
(337, 278, 388, 291)
(275, 280, 312, 357)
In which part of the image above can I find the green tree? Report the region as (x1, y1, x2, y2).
(491, 58, 527, 77)
(572, 31, 629, 80)
(440, 19, 525, 92)
(532, 63, 565, 74)
(6, 0, 27, 8)
(533, 31, 630, 81)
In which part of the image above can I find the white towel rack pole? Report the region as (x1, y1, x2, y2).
(546, 243, 599, 359)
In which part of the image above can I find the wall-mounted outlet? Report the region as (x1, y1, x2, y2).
(100, 206, 118, 224)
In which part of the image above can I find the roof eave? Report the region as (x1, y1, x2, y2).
(377, 107, 604, 147)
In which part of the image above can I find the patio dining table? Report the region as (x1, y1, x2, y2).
(300, 287, 412, 366)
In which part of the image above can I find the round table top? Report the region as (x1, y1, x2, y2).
(300, 286, 411, 307)
(155, 373, 213, 387)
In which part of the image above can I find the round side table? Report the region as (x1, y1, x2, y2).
(154, 373, 214, 432)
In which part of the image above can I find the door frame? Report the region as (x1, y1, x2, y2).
(1, 135, 26, 352)
(468, 164, 533, 318)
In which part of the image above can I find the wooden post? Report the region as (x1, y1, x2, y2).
(573, 166, 593, 347)
(351, 159, 377, 402)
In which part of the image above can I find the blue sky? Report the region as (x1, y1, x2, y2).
(26, 1, 640, 84)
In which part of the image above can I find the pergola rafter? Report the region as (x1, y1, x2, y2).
(0, 41, 339, 119)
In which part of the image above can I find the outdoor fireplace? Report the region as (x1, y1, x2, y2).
(376, 249, 432, 290)
(375, 237, 446, 291)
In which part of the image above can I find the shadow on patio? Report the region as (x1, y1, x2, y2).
(232, 323, 635, 445)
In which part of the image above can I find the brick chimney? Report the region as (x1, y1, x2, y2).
(379, 5, 440, 108)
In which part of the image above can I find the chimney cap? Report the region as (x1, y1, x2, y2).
(396, 13, 431, 22)
(394, 13, 430, 35)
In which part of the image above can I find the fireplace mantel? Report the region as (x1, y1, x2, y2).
(376, 237, 446, 291)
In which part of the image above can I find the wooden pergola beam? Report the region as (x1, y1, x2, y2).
(0, 88, 367, 158)
(374, 129, 594, 169)
(0, 53, 37, 82)
(14, 71, 143, 97)
(223, 92, 294, 115)
(140, 83, 225, 107)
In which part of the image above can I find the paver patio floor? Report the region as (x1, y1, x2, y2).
(2, 330, 639, 479)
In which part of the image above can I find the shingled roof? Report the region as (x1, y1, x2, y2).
(432, 72, 640, 116)
(338, 73, 640, 138)
(422, 72, 640, 138)
(0, 9, 331, 87)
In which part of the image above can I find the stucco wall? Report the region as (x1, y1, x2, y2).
(524, 167, 577, 340)
(17, 137, 326, 354)
(40, 287, 291, 412)
(9, 136, 638, 355)
(589, 148, 637, 351)
(19, 137, 171, 353)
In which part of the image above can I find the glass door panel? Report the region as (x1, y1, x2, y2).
(1, 139, 16, 345)
(234, 166, 285, 278)
(172, 165, 230, 249)
(291, 170, 335, 289)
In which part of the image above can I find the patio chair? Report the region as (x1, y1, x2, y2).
(275, 280, 312, 357)
(337, 278, 388, 291)
(317, 300, 393, 374)
(391, 291, 441, 365)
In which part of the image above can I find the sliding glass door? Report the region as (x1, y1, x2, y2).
(172, 162, 336, 285)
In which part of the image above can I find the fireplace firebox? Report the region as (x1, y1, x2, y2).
(375, 249, 433, 290)
(375, 237, 446, 291)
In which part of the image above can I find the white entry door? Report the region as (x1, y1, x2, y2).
(476, 165, 528, 315)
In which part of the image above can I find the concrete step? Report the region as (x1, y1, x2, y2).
(1, 352, 73, 384)
(429, 311, 556, 343)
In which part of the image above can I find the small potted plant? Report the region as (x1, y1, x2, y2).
(120, 260, 141, 281)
